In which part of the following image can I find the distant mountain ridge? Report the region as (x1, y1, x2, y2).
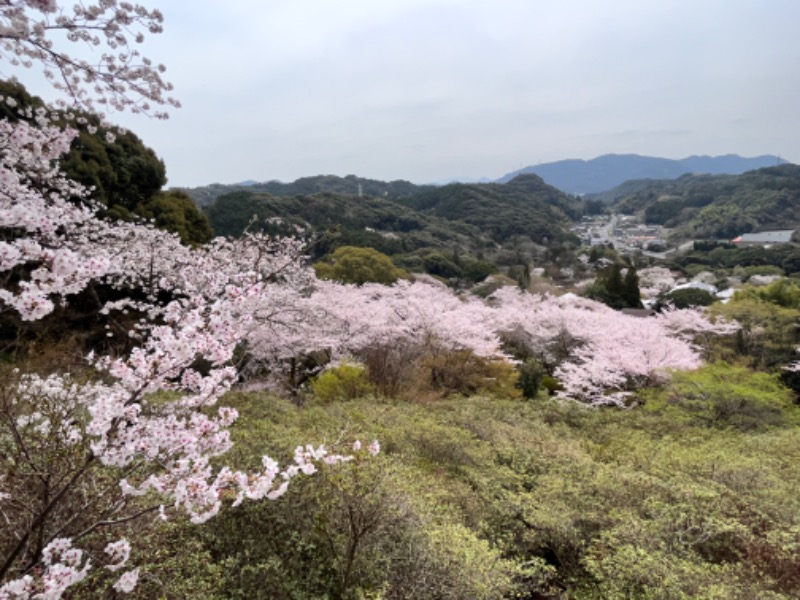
(497, 153, 788, 195)
(202, 173, 579, 247)
(181, 175, 432, 207)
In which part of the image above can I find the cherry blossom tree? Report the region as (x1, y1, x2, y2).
(239, 277, 506, 396)
(0, 3, 377, 596)
(0, 0, 179, 118)
(241, 277, 737, 408)
(0, 211, 367, 596)
(637, 266, 682, 301)
(487, 287, 737, 406)
(0, 131, 372, 588)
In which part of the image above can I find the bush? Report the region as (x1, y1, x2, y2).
(643, 363, 793, 431)
(655, 287, 717, 310)
(312, 362, 375, 402)
(115, 388, 800, 599)
(516, 358, 547, 399)
(188, 447, 520, 599)
(416, 349, 519, 399)
(540, 375, 564, 396)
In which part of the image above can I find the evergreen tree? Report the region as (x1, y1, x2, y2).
(623, 267, 642, 309)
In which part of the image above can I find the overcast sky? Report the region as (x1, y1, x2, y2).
(28, 0, 800, 187)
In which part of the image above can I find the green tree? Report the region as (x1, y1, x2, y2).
(622, 266, 642, 309)
(0, 80, 167, 215)
(655, 287, 716, 310)
(422, 252, 463, 279)
(586, 264, 641, 309)
(0, 79, 176, 230)
(137, 190, 213, 245)
(462, 259, 496, 283)
(516, 358, 547, 399)
(315, 246, 408, 285)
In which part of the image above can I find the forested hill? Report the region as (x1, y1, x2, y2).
(182, 174, 432, 207)
(204, 173, 580, 268)
(610, 164, 800, 239)
(205, 189, 494, 257)
(394, 174, 580, 244)
(497, 153, 787, 195)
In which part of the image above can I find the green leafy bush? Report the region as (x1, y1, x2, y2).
(312, 362, 375, 402)
(516, 358, 547, 399)
(655, 287, 717, 310)
(643, 363, 793, 431)
(314, 246, 409, 285)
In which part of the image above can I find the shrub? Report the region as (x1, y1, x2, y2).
(312, 362, 375, 402)
(643, 363, 793, 431)
(189, 455, 520, 600)
(516, 358, 547, 399)
(415, 349, 519, 399)
(655, 287, 717, 310)
(540, 376, 564, 396)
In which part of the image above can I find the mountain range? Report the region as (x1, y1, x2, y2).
(179, 154, 800, 255)
(182, 154, 790, 204)
(496, 153, 788, 195)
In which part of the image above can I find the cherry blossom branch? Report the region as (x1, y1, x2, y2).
(0, 1, 179, 117)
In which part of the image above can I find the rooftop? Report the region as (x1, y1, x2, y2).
(732, 230, 795, 244)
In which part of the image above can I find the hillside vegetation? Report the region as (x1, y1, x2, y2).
(201, 174, 582, 277)
(395, 174, 581, 244)
(125, 375, 800, 599)
(609, 164, 800, 239)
